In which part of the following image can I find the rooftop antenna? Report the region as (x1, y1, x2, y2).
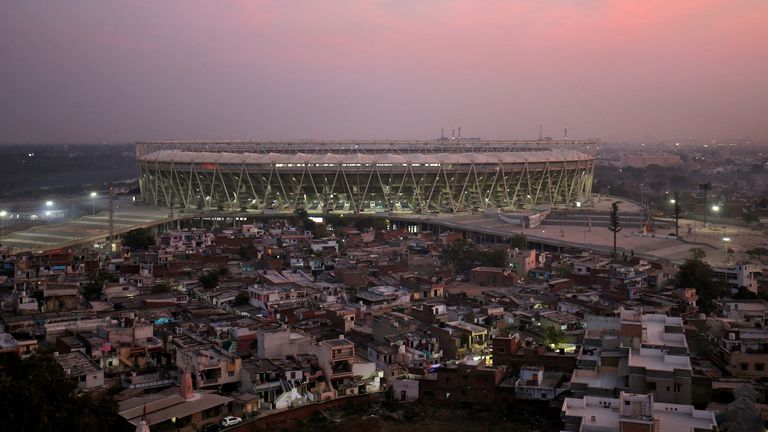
(564, 127, 568, 141)
(539, 124, 543, 141)
(451, 128, 455, 140)
(458, 126, 461, 139)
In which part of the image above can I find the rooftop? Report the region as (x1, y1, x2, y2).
(628, 348, 691, 372)
(56, 350, 102, 376)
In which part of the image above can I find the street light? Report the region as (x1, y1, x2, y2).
(669, 199, 676, 204)
(90, 192, 97, 215)
(723, 237, 731, 264)
(45, 200, 53, 207)
(712, 205, 720, 212)
(0, 210, 6, 238)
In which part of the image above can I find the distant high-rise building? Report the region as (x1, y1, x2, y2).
(620, 153, 681, 169)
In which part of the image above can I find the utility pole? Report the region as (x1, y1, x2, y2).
(699, 183, 711, 227)
(608, 201, 622, 259)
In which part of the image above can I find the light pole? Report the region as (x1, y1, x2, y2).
(723, 237, 731, 264)
(0, 210, 6, 238)
(90, 192, 97, 215)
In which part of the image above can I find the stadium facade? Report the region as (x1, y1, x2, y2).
(136, 140, 596, 214)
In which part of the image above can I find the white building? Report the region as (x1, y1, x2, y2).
(561, 392, 716, 432)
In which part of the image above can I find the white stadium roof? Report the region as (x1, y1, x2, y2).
(139, 149, 593, 165)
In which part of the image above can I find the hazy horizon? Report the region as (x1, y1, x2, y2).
(1, 1, 766, 144)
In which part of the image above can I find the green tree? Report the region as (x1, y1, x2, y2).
(743, 213, 759, 224)
(303, 217, 317, 232)
(689, 248, 707, 261)
(238, 244, 257, 260)
(199, 271, 220, 289)
(0, 354, 120, 431)
(293, 208, 309, 221)
(608, 202, 622, 258)
(151, 283, 171, 293)
(234, 291, 250, 306)
(674, 254, 727, 313)
(121, 228, 155, 250)
(478, 249, 507, 267)
(509, 234, 527, 249)
(354, 217, 388, 231)
(544, 326, 566, 349)
(82, 275, 105, 301)
(440, 238, 478, 274)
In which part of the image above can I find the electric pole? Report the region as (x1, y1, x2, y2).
(698, 183, 711, 227)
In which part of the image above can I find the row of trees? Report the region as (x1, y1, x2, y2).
(440, 238, 526, 275)
(0, 354, 120, 431)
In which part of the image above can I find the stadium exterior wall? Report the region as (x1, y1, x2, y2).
(136, 140, 596, 214)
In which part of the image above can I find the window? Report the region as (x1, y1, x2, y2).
(497, 347, 506, 353)
(444, 377, 450, 384)
(228, 371, 235, 377)
(741, 363, 749, 371)
(647, 382, 656, 391)
(756, 363, 765, 372)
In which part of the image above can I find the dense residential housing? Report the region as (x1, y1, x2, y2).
(3, 216, 760, 431)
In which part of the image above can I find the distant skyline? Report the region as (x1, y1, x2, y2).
(1, 1, 766, 144)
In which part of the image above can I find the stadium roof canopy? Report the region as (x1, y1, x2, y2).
(139, 149, 593, 165)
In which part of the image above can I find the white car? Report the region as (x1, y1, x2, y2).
(221, 416, 243, 427)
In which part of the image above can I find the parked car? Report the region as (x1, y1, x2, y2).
(221, 416, 242, 427)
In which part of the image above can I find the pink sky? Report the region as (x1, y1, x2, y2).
(0, 0, 766, 143)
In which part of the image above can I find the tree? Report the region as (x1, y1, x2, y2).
(293, 208, 308, 221)
(199, 271, 220, 289)
(441, 239, 510, 274)
(441, 238, 478, 275)
(82, 274, 105, 301)
(0, 354, 120, 431)
(689, 248, 707, 261)
(743, 213, 759, 224)
(354, 217, 388, 231)
(509, 234, 527, 250)
(608, 202, 622, 258)
(151, 283, 171, 293)
(303, 217, 317, 232)
(672, 192, 681, 237)
(121, 228, 155, 250)
(544, 326, 566, 349)
(238, 244, 257, 260)
(674, 254, 727, 313)
(234, 291, 250, 306)
(478, 249, 507, 268)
